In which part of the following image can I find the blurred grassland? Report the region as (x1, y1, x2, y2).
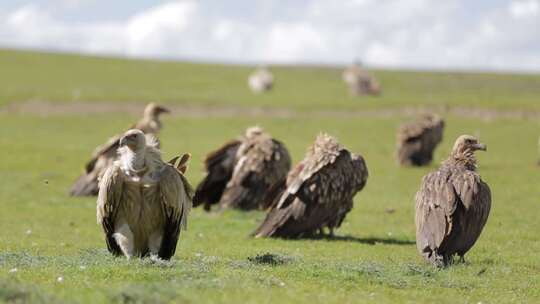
(1, 49, 540, 110)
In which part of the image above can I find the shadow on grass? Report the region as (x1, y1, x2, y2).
(305, 234, 415, 246)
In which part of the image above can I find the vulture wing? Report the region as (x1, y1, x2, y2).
(193, 140, 241, 210)
(415, 168, 491, 262)
(220, 139, 291, 210)
(96, 163, 124, 256)
(69, 134, 121, 196)
(85, 134, 122, 173)
(444, 171, 491, 255)
(254, 150, 368, 238)
(157, 164, 193, 260)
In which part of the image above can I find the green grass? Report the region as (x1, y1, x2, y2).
(2, 49, 540, 110)
(0, 49, 539, 303)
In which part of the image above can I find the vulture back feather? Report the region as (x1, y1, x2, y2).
(194, 127, 291, 211)
(193, 140, 242, 211)
(253, 133, 368, 238)
(220, 127, 291, 210)
(396, 114, 444, 166)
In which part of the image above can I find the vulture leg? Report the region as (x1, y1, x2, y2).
(458, 255, 466, 264)
(432, 253, 445, 268)
(148, 231, 164, 261)
(113, 222, 135, 259)
(328, 227, 335, 238)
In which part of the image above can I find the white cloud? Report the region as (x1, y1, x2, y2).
(0, 0, 539, 71)
(509, 0, 539, 18)
(126, 1, 197, 55)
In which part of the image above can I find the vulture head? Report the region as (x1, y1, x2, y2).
(452, 135, 487, 154)
(245, 126, 264, 138)
(448, 135, 487, 169)
(119, 129, 146, 151)
(143, 103, 170, 119)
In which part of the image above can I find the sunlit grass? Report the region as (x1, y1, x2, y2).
(0, 49, 539, 303)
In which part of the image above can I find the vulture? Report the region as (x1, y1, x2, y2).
(415, 135, 491, 267)
(342, 62, 381, 96)
(396, 114, 445, 166)
(70, 103, 169, 196)
(253, 133, 369, 238)
(193, 126, 291, 211)
(97, 129, 192, 260)
(248, 66, 274, 93)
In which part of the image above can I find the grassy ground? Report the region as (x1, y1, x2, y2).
(2, 49, 540, 111)
(0, 49, 539, 303)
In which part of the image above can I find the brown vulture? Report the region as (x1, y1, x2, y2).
(70, 103, 169, 196)
(248, 67, 274, 93)
(193, 126, 291, 211)
(342, 62, 381, 96)
(415, 135, 491, 266)
(97, 129, 192, 260)
(253, 133, 369, 238)
(396, 114, 445, 166)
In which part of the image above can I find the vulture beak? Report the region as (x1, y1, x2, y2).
(474, 143, 487, 151)
(119, 136, 127, 147)
(119, 134, 136, 148)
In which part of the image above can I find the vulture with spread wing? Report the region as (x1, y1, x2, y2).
(97, 129, 192, 260)
(342, 62, 381, 96)
(253, 133, 368, 238)
(397, 114, 444, 166)
(415, 135, 491, 267)
(193, 126, 291, 211)
(70, 103, 169, 196)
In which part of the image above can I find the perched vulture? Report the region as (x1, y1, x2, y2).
(396, 114, 445, 166)
(193, 126, 291, 211)
(97, 129, 192, 260)
(70, 103, 169, 196)
(415, 135, 491, 266)
(342, 62, 381, 96)
(248, 67, 274, 93)
(253, 133, 369, 238)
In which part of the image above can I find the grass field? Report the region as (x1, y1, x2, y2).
(0, 49, 539, 303)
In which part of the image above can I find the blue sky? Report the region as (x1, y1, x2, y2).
(0, 0, 539, 71)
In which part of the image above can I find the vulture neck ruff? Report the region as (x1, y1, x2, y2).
(119, 147, 148, 177)
(304, 134, 344, 175)
(445, 149, 477, 171)
(237, 130, 274, 161)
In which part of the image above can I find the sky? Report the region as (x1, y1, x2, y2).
(0, 0, 539, 71)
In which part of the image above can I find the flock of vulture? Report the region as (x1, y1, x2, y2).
(69, 99, 494, 267)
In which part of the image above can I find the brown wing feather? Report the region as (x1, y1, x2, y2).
(254, 150, 368, 238)
(96, 164, 124, 255)
(220, 139, 291, 210)
(441, 172, 491, 256)
(193, 140, 241, 210)
(157, 165, 193, 260)
(397, 116, 444, 166)
(415, 166, 491, 265)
